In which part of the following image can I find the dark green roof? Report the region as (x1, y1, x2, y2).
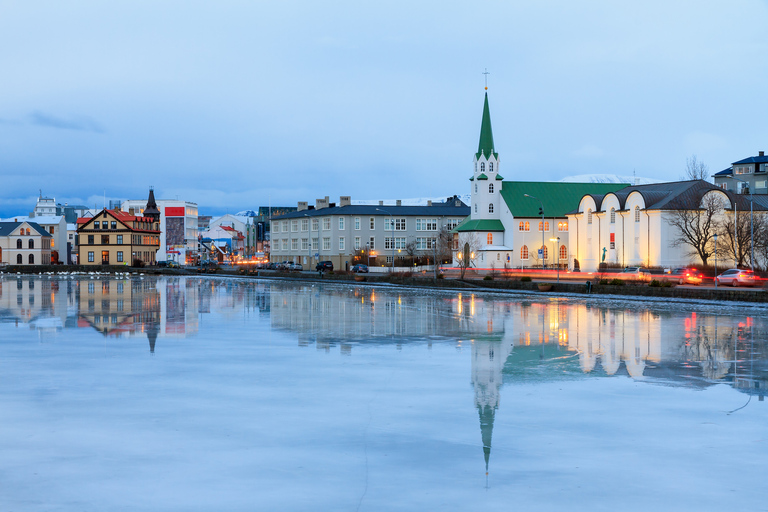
(500, 181, 629, 218)
(469, 176, 474, 181)
(476, 173, 488, 180)
(454, 218, 505, 232)
(475, 92, 498, 160)
(495, 174, 504, 180)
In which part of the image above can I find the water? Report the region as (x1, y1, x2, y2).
(1, 275, 766, 511)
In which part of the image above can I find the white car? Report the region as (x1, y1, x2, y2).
(715, 269, 757, 287)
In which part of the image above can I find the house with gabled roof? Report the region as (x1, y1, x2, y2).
(453, 90, 627, 270)
(0, 221, 53, 265)
(714, 151, 768, 194)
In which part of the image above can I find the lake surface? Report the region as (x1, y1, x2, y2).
(1, 275, 766, 511)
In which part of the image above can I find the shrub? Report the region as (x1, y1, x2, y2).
(520, 276, 532, 282)
(610, 278, 625, 286)
(437, 273, 444, 279)
(599, 279, 611, 285)
(649, 279, 661, 287)
(483, 275, 493, 281)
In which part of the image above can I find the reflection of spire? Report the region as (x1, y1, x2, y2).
(147, 320, 159, 353)
(478, 403, 496, 473)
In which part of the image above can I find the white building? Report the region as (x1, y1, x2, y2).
(0, 221, 52, 265)
(121, 197, 198, 264)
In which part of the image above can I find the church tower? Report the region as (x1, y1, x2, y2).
(470, 91, 503, 221)
(144, 187, 161, 223)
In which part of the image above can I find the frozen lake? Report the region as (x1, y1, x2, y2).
(1, 275, 766, 511)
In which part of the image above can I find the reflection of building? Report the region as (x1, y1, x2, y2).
(0, 277, 78, 339)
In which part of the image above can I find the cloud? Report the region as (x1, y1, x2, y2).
(29, 111, 105, 134)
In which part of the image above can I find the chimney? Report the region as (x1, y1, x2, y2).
(129, 208, 135, 215)
(339, 196, 351, 207)
(760, 151, 765, 157)
(378, 200, 384, 206)
(427, 200, 432, 206)
(316, 196, 329, 209)
(396, 199, 402, 206)
(298, 201, 308, 211)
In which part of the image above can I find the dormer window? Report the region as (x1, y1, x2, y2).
(480, 162, 485, 172)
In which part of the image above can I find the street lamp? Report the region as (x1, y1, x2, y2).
(375, 207, 395, 274)
(714, 233, 718, 288)
(550, 237, 560, 283)
(303, 213, 312, 269)
(524, 194, 546, 269)
(731, 177, 754, 272)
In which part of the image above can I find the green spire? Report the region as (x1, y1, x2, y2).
(476, 92, 497, 160)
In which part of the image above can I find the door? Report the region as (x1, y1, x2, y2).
(102, 251, 109, 265)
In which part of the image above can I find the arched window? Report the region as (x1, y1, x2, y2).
(521, 245, 529, 260)
(28, 239, 34, 249)
(474, 162, 477, 172)
(489, 162, 494, 172)
(634, 206, 640, 222)
(488, 203, 494, 213)
(489, 183, 493, 194)
(487, 233, 493, 245)
(524, 221, 529, 231)
(539, 221, 549, 232)
(475, 183, 477, 193)
(610, 208, 616, 224)
(25, 228, 30, 235)
(560, 244, 567, 260)
(28, 254, 34, 265)
(474, 204, 477, 213)
(519, 221, 529, 231)
(480, 162, 485, 172)
(16, 239, 22, 249)
(541, 246, 548, 259)
(587, 209, 593, 224)
(17, 254, 22, 264)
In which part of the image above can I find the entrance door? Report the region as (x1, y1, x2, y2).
(102, 251, 110, 265)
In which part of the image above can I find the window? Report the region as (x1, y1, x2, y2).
(756, 180, 767, 190)
(489, 162, 494, 173)
(487, 233, 493, 245)
(558, 222, 568, 232)
(634, 206, 640, 222)
(610, 208, 616, 223)
(102, 221, 108, 229)
(323, 218, 331, 231)
(312, 219, 319, 231)
(587, 209, 593, 224)
(16, 254, 22, 264)
(385, 237, 394, 250)
(291, 239, 299, 251)
(369, 217, 375, 229)
(322, 237, 330, 250)
(518, 221, 529, 231)
(101, 235, 109, 245)
(538, 221, 549, 232)
(117, 251, 123, 262)
(735, 165, 752, 175)
(291, 220, 298, 232)
(339, 237, 345, 251)
(49, 226, 54, 234)
(416, 219, 437, 231)
(88, 235, 94, 245)
(311, 238, 318, 250)
(474, 204, 477, 213)
(416, 237, 436, 250)
(446, 219, 461, 229)
(521, 245, 529, 260)
(481, 162, 485, 172)
(88, 251, 94, 262)
(301, 218, 309, 231)
(301, 238, 308, 251)
(540, 246, 548, 259)
(111, 221, 116, 229)
(282, 221, 288, 232)
(488, 204, 494, 213)
(475, 183, 478, 193)
(489, 183, 493, 194)
(16, 239, 22, 249)
(354, 237, 361, 250)
(117, 235, 123, 244)
(354, 217, 360, 230)
(281, 239, 288, 251)
(560, 244, 567, 260)
(395, 218, 406, 230)
(94, 222, 100, 230)
(101, 251, 109, 264)
(369, 237, 375, 250)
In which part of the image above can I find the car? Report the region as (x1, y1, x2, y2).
(715, 269, 756, 287)
(352, 264, 369, 273)
(664, 267, 703, 285)
(621, 267, 651, 281)
(288, 262, 303, 271)
(156, 261, 168, 268)
(168, 261, 180, 269)
(316, 261, 333, 272)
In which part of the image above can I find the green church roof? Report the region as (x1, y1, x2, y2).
(454, 218, 505, 232)
(476, 92, 498, 160)
(476, 173, 488, 181)
(500, 181, 629, 218)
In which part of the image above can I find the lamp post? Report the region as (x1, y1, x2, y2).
(376, 207, 395, 274)
(732, 177, 754, 272)
(303, 213, 312, 269)
(714, 233, 718, 288)
(550, 237, 560, 283)
(524, 194, 546, 269)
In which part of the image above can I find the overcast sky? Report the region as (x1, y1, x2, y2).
(1, 1, 767, 217)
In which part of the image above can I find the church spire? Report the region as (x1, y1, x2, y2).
(476, 92, 497, 160)
(144, 187, 161, 222)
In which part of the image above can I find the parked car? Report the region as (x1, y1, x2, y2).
(168, 261, 180, 269)
(663, 267, 703, 285)
(621, 267, 651, 281)
(316, 261, 334, 271)
(289, 263, 303, 271)
(352, 264, 369, 273)
(715, 269, 756, 287)
(156, 261, 168, 268)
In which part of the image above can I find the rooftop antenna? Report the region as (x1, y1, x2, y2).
(633, 169, 638, 186)
(483, 68, 490, 90)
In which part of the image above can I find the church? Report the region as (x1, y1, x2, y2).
(454, 90, 625, 270)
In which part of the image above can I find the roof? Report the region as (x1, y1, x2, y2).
(76, 209, 160, 232)
(715, 168, 732, 176)
(0, 221, 53, 237)
(271, 201, 469, 220)
(454, 218, 505, 232)
(732, 154, 768, 165)
(476, 92, 498, 160)
(500, 182, 629, 218)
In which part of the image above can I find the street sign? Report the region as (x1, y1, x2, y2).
(314, 253, 319, 258)
(537, 249, 543, 257)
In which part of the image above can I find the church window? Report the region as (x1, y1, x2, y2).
(634, 206, 640, 222)
(17, 239, 22, 249)
(518, 221, 530, 232)
(489, 162, 494, 172)
(521, 245, 529, 260)
(487, 233, 493, 245)
(587, 209, 593, 224)
(538, 221, 549, 232)
(28, 254, 34, 264)
(17, 254, 22, 264)
(560, 244, 567, 260)
(540, 245, 548, 260)
(558, 222, 568, 232)
(474, 204, 477, 213)
(480, 162, 485, 172)
(475, 183, 477, 193)
(29, 239, 34, 249)
(610, 208, 616, 224)
(488, 203, 494, 213)
(474, 162, 477, 173)
(489, 183, 493, 194)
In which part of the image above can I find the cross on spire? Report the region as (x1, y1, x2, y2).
(483, 68, 490, 90)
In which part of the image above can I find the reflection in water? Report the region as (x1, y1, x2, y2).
(2, 276, 767, 477)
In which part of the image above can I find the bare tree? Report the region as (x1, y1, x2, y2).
(404, 240, 417, 266)
(431, 226, 453, 279)
(682, 155, 710, 181)
(667, 193, 722, 265)
(716, 212, 753, 268)
(753, 213, 768, 271)
(456, 232, 481, 279)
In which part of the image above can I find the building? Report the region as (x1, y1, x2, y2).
(714, 151, 768, 194)
(0, 221, 52, 265)
(2, 215, 68, 264)
(454, 91, 627, 270)
(567, 179, 768, 271)
(76, 191, 161, 266)
(269, 195, 468, 270)
(121, 195, 198, 265)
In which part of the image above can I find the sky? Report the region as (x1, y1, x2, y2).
(1, 1, 767, 218)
